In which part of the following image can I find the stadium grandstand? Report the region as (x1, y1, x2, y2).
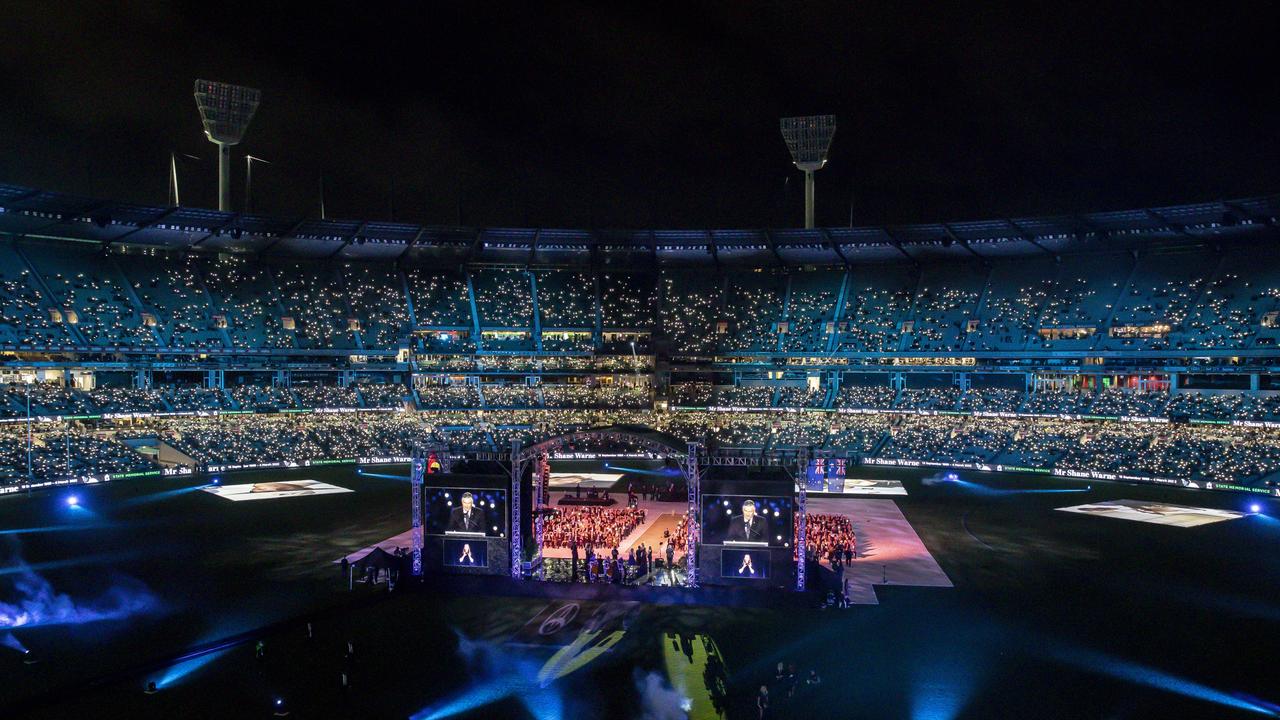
(0, 183, 1277, 495)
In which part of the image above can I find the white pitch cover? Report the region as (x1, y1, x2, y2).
(203, 479, 354, 501)
(1056, 499, 1243, 527)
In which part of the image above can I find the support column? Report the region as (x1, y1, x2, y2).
(684, 442, 701, 588)
(409, 448, 425, 577)
(217, 143, 232, 212)
(804, 171, 815, 229)
(796, 447, 809, 592)
(510, 441, 524, 580)
(533, 453, 549, 580)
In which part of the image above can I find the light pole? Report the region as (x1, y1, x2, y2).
(244, 155, 271, 214)
(193, 80, 261, 212)
(780, 115, 837, 229)
(168, 152, 200, 206)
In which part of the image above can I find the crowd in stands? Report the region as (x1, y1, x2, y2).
(541, 382, 651, 409)
(4, 239, 1280, 356)
(897, 387, 962, 411)
(417, 383, 480, 409)
(776, 386, 826, 408)
(0, 426, 154, 484)
(482, 384, 540, 408)
(834, 385, 896, 410)
(541, 506, 646, 550)
(292, 384, 360, 409)
(1, 404, 1278, 490)
(229, 384, 295, 412)
(356, 382, 404, 408)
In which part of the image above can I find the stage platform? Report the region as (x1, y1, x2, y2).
(341, 498, 951, 605)
(808, 497, 952, 604)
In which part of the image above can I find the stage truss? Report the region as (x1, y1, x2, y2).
(409, 442, 452, 578)
(505, 429, 815, 590)
(510, 428, 699, 583)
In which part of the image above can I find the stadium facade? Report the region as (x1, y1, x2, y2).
(1, 183, 1278, 495)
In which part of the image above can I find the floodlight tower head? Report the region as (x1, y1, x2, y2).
(193, 80, 261, 212)
(780, 115, 836, 228)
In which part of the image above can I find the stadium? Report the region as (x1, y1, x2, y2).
(2, 5, 1279, 720)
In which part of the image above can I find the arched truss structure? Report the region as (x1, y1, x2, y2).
(506, 426, 822, 591)
(508, 426, 702, 584)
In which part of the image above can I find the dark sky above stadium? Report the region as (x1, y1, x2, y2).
(1, 2, 1277, 229)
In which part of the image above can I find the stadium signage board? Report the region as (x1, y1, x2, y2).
(859, 457, 1254, 494)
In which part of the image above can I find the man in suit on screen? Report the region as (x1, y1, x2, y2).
(726, 499, 769, 542)
(447, 492, 484, 533)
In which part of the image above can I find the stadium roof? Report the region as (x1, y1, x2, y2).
(0, 182, 1275, 266)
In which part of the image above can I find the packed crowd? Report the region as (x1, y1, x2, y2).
(2, 405, 1279, 489)
(799, 513, 856, 564)
(541, 506, 647, 549)
(5, 239, 1280, 355)
(0, 426, 154, 484)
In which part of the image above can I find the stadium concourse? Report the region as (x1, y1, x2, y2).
(2, 185, 1280, 719)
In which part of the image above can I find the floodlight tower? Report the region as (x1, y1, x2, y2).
(193, 80, 261, 212)
(780, 115, 837, 228)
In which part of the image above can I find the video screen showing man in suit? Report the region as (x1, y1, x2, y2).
(701, 495, 793, 547)
(426, 488, 507, 537)
(444, 538, 488, 568)
(726, 500, 769, 542)
(447, 492, 484, 533)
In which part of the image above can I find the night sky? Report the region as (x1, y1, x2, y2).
(1, 2, 1277, 229)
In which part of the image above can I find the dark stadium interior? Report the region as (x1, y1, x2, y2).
(3, 3, 1280, 720)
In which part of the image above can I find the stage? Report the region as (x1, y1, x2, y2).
(341, 496, 951, 604)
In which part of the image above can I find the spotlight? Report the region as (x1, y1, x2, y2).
(1249, 503, 1261, 514)
(145, 681, 158, 695)
(273, 697, 289, 716)
(66, 495, 79, 507)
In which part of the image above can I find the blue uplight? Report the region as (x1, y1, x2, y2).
(65, 495, 79, 507)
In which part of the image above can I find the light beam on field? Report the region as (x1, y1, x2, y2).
(951, 479, 1088, 496)
(117, 484, 209, 508)
(1047, 643, 1280, 716)
(155, 643, 236, 688)
(355, 468, 411, 481)
(602, 464, 681, 476)
(0, 550, 148, 576)
(0, 523, 114, 535)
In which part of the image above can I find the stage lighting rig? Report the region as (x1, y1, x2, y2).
(780, 115, 836, 229)
(193, 80, 261, 212)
